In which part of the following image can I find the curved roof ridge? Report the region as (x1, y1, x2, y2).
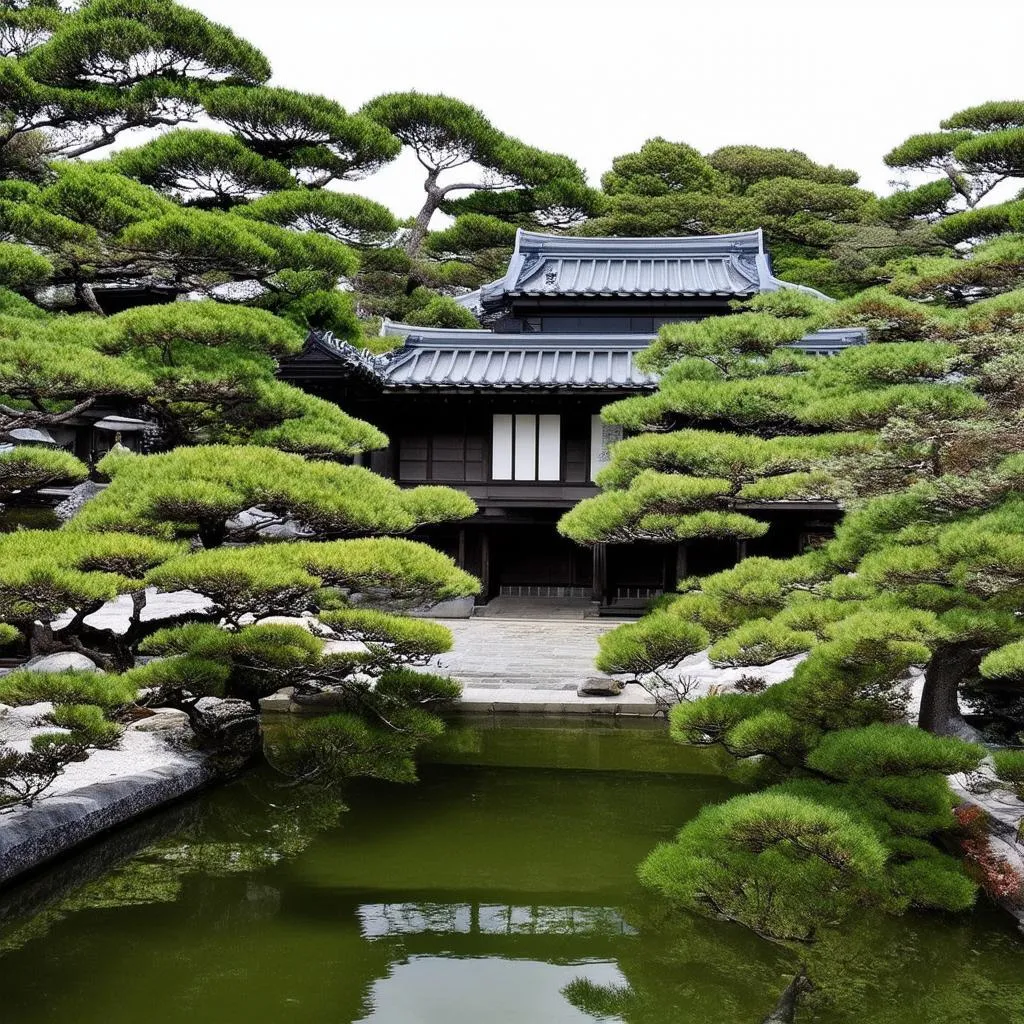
(379, 324, 654, 349)
(512, 228, 766, 255)
(380, 318, 491, 338)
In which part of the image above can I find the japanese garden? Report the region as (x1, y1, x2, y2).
(0, 1, 1022, 1021)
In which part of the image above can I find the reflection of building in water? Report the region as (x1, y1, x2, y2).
(358, 902, 636, 939)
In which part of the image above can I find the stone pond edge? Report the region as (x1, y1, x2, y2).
(0, 756, 216, 887)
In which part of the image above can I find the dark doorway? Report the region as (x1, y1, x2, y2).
(489, 523, 593, 597)
(607, 542, 671, 602)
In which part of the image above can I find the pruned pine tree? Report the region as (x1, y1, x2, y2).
(360, 91, 593, 256)
(883, 101, 1024, 235)
(0, 6, 483, 803)
(3, 0, 270, 168)
(0, 299, 377, 451)
(559, 290, 976, 549)
(72, 444, 477, 546)
(574, 220, 1024, 938)
(0, 286, 478, 801)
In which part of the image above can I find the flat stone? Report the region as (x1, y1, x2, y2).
(323, 639, 369, 655)
(127, 708, 190, 733)
(252, 615, 315, 631)
(577, 677, 624, 697)
(409, 596, 475, 619)
(0, 731, 214, 885)
(259, 687, 295, 714)
(23, 652, 100, 673)
(192, 697, 260, 760)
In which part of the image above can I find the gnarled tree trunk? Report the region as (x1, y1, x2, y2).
(918, 643, 981, 738)
(404, 169, 442, 257)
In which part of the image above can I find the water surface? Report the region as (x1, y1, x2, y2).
(0, 719, 1020, 1023)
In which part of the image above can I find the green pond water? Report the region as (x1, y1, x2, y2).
(0, 717, 1022, 1024)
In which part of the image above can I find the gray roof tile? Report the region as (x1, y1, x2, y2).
(470, 229, 828, 309)
(298, 324, 868, 391)
(384, 332, 656, 389)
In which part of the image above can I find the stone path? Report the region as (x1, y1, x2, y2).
(424, 617, 660, 715)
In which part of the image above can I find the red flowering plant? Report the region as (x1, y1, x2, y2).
(954, 803, 1024, 905)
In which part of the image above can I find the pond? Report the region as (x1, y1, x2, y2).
(0, 717, 1021, 1024)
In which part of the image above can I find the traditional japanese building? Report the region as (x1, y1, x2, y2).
(281, 230, 866, 613)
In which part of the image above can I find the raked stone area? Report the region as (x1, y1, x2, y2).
(0, 704, 212, 885)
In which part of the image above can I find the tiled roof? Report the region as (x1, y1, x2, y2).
(385, 332, 655, 389)
(294, 322, 868, 391)
(465, 229, 828, 311)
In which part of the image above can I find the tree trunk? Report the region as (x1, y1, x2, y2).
(404, 170, 441, 257)
(918, 644, 981, 738)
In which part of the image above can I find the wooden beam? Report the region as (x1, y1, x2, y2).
(592, 543, 607, 604)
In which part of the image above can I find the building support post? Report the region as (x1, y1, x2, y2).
(674, 543, 688, 588)
(457, 527, 466, 569)
(592, 543, 608, 605)
(479, 529, 491, 605)
(735, 539, 748, 565)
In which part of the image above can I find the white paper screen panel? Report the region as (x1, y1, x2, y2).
(492, 414, 513, 480)
(514, 414, 537, 480)
(537, 415, 561, 480)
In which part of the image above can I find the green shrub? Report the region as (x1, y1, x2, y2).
(0, 669, 138, 711)
(992, 749, 1024, 792)
(122, 657, 230, 702)
(319, 609, 453, 659)
(596, 612, 709, 677)
(48, 704, 122, 749)
(638, 789, 889, 941)
(891, 857, 977, 912)
(806, 725, 985, 781)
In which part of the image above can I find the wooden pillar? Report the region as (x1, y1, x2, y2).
(592, 543, 608, 604)
(457, 527, 466, 568)
(479, 528, 492, 604)
(735, 539, 748, 564)
(383, 439, 397, 481)
(675, 543, 688, 588)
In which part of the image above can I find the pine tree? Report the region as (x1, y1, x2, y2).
(0, 6, 480, 806)
(568, 220, 1024, 936)
(582, 138, 930, 296)
(360, 91, 593, 256)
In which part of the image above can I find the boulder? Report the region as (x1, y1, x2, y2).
(258, 687, 295, 714)
(190, 697, 260, 761)
(226, 507, 311, 541)
(23, 652, 100, 673)
(577, 677, 624, 697)
(252, 615, 315, 631)
(127, 708, 191, 733)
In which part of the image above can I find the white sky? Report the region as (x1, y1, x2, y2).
(185, 0, 1024, 220)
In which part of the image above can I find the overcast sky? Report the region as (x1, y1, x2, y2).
(186, 0, 1024, 219)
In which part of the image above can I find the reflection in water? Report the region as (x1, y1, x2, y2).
(356, 957, 628, 1024)
(0, 724, 1021, 1024)
(358, 902, 635, 938)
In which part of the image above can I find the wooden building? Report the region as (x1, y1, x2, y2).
(281, 230, 866, 613)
